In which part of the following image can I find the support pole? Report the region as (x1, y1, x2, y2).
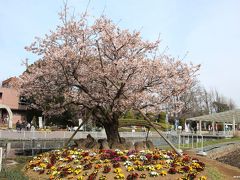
(212, 121, 215, 135)
(178, 134, 181, 149)
(145, 127, 150, 142)
(137, 108, 182, 156)
(0, 147, 2, 172)
(199, 120, 202, 134)
(223, 122, 225, 135)
(233, 115, 236, 135)
(64, 111, 92, 148)
(64, 121, 86, 148)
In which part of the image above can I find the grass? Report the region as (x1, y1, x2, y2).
(180, 136, 240, 149)
(0, 156, 31, 180)
(118, 118, 171, 131)
(206, 166, 225, 180)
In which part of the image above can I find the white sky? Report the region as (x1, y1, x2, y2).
(0, 0, 240, 106)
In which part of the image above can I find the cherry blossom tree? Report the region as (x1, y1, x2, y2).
(20, 9, 200, 145)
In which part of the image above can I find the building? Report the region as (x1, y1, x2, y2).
(186, 109, 240, 136)
(0, 77, 27, 128)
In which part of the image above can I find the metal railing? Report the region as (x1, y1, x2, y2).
(0, 130, 159, 140)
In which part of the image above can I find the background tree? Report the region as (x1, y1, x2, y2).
(20, 8, 199, 146)
(178, 81, 236, 129)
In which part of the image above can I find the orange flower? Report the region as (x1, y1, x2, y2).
(95, 164, 102, 169)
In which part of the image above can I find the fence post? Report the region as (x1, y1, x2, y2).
(178, 134, 181, 149)
(192, 135, 194, 148)
(0, 147, 2, 172)
(196, 135, 198, 149)
(183, 134, 186, 147)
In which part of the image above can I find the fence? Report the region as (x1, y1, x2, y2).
(0, 130, 158, 140)
(0, 130, 225, 158)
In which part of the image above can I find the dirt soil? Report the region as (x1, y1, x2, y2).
(185, 150, 240, 179)
(216, 148, 240, 169)
(24, 149, 240, 180)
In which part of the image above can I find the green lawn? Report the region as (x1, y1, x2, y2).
(206, 166, 225, 180)
(0, 156, 30, 180)
(183, 136, 240, 149)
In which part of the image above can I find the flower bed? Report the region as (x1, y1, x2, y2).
(25, 148, 207, 180)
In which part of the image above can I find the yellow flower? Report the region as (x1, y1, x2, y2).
(84, 156, 90, 160)
(69, 150, 74, 155)
(134, 160, 141, 165)
(192, 162, 201, 168)
(99, 175, 107, 180)
(104, 159, 110, 163)
(40, 163, 47, 169)
(146, 165, 155, 171)
(114, 168, 122, 173)
(127, 166, 135, 171)
(52, 170, 58, 176)
(74, 169, 82, 175)
(74, 159, 80, 164)
(178, 169, 184, 174)
(136, 165, 145, 171)
(160, 170, 167, 176)
(189, 166, 193, 172)
(117, 151, 124, 156)
(74, 151, 80, 155)
(76, 165, 82, 169)
(51, 166, 57, 171)
(77, 176, 83, 180)
(155, 164, 162, 170)
(68, 168, 74, 173)
(114, 173, 125, 179)
(198, 176, 207, 180)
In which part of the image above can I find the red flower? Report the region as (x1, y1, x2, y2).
(83, 163, 93, 170)
(153, 154, 159, 160)
(39, 170, 45, 174)
(88, 171, 98, 180)
(113, 162, 121, 168)
(181, 166, 190, 173)
(182, 155, 191, 163)
(168, 167, 177, 174)
(145, 154, 152, 160)
(187, 172, 197, 179)
(46, 163, 53, 169)
(82, 152, 89, 157)
(103, 165, 111, 173)
(121, 156, 128, 161)
(50, 154, 56, 165)
(127, 173, 139, 180)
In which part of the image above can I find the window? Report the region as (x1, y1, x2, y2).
(0, 92, 2, 99)
(19, 96, 28, 105)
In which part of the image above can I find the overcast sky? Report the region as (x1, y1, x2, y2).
(0, 0, 240, 107)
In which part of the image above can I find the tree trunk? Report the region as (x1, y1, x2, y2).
(102, 120, 120, 147)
